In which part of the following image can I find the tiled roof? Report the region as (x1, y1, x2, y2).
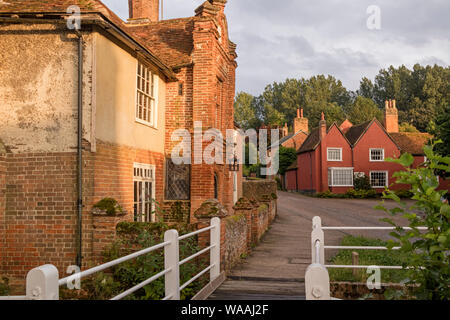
(297, 127, 320, 154)
(0, 0, 123, 26)
(286, 161, 297, 171)
(389, 132, 432, 155)
(125, 18, 195, 68)
(0, 0, 176, 79)
(344, 120, 372, 145)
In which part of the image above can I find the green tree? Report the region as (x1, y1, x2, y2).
(278, 146, 297, 176)
(399, 122, 420, 133)
(431, 104, 450, 157)
(376, 143, 450, 300)
(347, 96, 383, 124)
(234, 91, 261, 130)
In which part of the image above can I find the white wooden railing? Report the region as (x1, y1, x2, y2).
(0, 218, 221, 300)
(305, 216, 427, 300)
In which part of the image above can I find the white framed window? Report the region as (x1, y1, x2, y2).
(327, 148, 342, 161)
(328, 167, 354, 187)
(136, 61, 158, 127)
(133, 163, 156, 222)
(370, 148, 385, 162)
(370, 171, 388, 188)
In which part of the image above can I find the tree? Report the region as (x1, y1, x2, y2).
(376, 144, 450, 300)
(399, 122, 419, 133)
(347, 96, 383, 124)
(234, 92, 261, 130)
(278, 146, 297, 176)
(431, 104, 450, 157)
(357, 77, 375, 100)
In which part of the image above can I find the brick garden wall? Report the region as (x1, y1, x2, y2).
(1, 152, 78, 287)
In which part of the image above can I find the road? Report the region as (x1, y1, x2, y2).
(209, 191, 410, 300)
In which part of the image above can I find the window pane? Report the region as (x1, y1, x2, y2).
(371, 172, 387, 187)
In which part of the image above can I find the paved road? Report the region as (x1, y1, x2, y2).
(209, 191, 409, 300)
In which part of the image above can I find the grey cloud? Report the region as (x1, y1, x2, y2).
(104, 0, 450, 95)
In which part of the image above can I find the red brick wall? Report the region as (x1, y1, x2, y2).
(285, 169, 297, 191)
(353, 122, 404, 192)
(1, 152, 78, 286)
(0, 155, 6, 276)
(0, 141, 166, 286)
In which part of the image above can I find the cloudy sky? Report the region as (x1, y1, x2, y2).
(103, 0, 450, 95)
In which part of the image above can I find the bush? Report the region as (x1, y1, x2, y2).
(394, 189, 414, 199)
(61, 223, 208, 300)
(345, 188, 378, 199)
(376, 142, 450, 300)
(0, 277, 9, 296)
(354, 176, 372, 191)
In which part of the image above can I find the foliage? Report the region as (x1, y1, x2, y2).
(399, 122, 419, 133)
(354, 175, 372, 191)
(375, 142, 450, 300)
(328, 236, 408, 283)
(62, 223, 207, 300)
(315, 189, 378, 199)
(278, 146, 297, 176)
(345, 188, 377, 199)
(0, 277, 9, 296)
(93, 198, 124, 216)
(235, 64, 449, 135)
(347, 96, 383, 124)
(429, 104, 450, 157)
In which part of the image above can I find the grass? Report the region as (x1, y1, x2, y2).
(328, 236, 410, 284)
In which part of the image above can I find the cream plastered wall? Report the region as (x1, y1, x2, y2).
(0, 23, 94, 153)
(94, 31, 166, 154)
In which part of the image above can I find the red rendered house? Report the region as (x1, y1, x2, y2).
(290, 100, 445, 194)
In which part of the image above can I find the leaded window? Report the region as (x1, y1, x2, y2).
(165, 159, 190, 200)
(370, 171, 388, 188)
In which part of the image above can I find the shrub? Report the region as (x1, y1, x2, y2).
(394, 189, 414, 199)
(0, 277, 9, 296)
(375, 142, 450, 300)
(345, 188, 378, 199)
(93, 198, 124, 216)
(354, 176, 372, 191)
(62, 223, 208, 300)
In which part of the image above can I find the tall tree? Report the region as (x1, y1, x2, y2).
(234, 92, 261, 130)
(348, 96, 383, 124)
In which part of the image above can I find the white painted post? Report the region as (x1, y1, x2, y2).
(164, 229, 180, 300)
(311, 216, 325, 264)
(305, 263, 331, 300)
(210, 217, 221, 281)
(26, 264, 59, 300)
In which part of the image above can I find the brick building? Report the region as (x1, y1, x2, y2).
(288, 100, 446, 193)
(0, 0, 238, 286)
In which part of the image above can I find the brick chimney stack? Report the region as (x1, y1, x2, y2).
(294, 108, 309, 134)
(319, 112, 327, 140)
(282, 123, 289, 137)
(128, 0, 159, 23)
(384, 99, 399, 133)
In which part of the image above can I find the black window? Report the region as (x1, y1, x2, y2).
(165, 159, 190, 200)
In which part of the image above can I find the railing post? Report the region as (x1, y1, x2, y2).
(210, 217, 221, 281)
(305, 263, 331, 300)
(164, 229, 180, 300)
(311, 216, 325, 264)
(26, 264, 59, 300)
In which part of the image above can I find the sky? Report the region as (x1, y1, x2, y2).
(103, 0, 450, 96)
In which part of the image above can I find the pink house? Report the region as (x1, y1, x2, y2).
(289, 100, 445, 194)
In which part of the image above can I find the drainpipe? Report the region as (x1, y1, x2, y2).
(75, 30, 84, 268)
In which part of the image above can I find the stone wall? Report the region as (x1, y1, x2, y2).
(223, 214, 248, 273)
(243, 180, 277, 202)
(195, 189, 278, 275)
